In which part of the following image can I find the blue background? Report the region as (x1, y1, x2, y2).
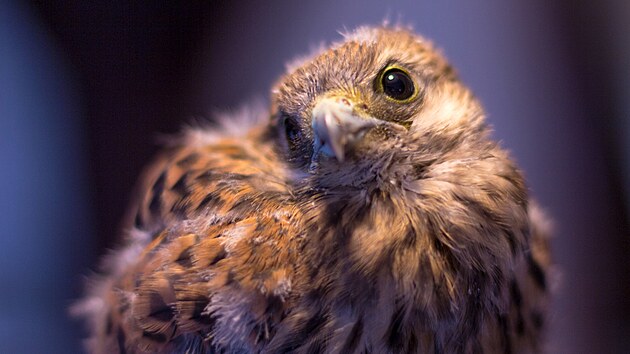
(1, 1, 628, 352)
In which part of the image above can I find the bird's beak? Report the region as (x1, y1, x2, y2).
(311, 96, 379, 162)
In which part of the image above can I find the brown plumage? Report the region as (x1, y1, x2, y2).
(75, 26, 552, 353)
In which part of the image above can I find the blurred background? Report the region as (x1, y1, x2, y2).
(1, 0, 628, 352)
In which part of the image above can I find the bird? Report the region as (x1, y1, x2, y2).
(74, 26, 552, 353)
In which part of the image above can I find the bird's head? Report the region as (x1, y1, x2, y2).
(268, 27, 530, 316)
(271, 26, 487, 188)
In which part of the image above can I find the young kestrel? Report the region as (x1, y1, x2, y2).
(76, 26, 552, 353)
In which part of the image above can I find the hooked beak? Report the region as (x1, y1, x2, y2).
(311, 97, 379, 162)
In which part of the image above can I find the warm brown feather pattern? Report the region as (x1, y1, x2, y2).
(75, 27, 552, 353)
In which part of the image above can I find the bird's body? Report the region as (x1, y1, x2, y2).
(76, 27, 552, 353)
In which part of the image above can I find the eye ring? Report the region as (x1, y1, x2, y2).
(377, 66, 418, 103)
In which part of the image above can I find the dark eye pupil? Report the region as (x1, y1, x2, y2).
(381, 68, 415, 101)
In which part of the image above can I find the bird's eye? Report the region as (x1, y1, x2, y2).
(379, 67, 417, 102)
(283, 115, 302, 150)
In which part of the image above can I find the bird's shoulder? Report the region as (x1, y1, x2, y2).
(131, 118, 289, 231)
(92, 119, 310, 352)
